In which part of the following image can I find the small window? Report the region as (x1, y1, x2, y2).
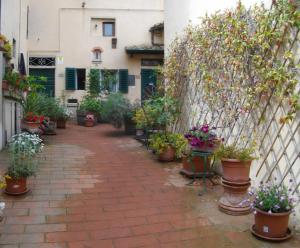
(112, 38, 117, 49)
(76, 69, 86, 90)
(103, 22, 115, 37)
(93, 50, 102, 62)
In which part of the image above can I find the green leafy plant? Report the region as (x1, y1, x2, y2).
(133, 95, 179, 130)
(56, 105, 71, 121)
(101, 93, 130, 128)
(88, 69, 100, 96)
(7, 133, 43, 179)
(78, 96, 102, 115)
(149, 132, 187, 158)
(3, 70, 21, 88)
(214, 143, 256, 162)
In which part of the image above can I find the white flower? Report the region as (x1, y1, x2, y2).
(0, 202, 5, 210)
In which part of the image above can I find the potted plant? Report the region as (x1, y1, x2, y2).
(182, 124, 220, 174)
(22, 112, 44, 134)
(249, 182, 297, 240)
(149, 132, 187, 162)
(56, 106, 70, 129)
(101, 93, 130, 129)
(85, 114, 95, 127)
(77, 97, 102, 125)
(214, 143, 256, 183)
(5, 133, 43, 195)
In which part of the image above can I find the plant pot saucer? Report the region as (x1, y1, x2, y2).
(251, 225, 293, 242)
(4, 188, 30, 196)
(222, 177, 251, 186)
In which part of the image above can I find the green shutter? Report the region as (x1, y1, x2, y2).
(65, 68, 76, 90)
(118, 69, 129, 93)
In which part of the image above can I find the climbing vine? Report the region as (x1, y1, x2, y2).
(164, 0, 300, 130)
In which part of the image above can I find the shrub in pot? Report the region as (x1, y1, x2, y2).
(101, 93, 130, 129)
(56, 106, 70, 129)
(249, 182, 297, 240)
(5, 133, 43, 195)
(214, 143, 256, 183)
(149, 132, 187, 162)
(77, 96, 102, 125)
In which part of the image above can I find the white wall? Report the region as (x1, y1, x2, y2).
(164, 0, 272, 52)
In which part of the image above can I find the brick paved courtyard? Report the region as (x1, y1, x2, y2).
(0, 123, 299, 248)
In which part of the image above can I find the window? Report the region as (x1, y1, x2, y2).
(103, 22, 115, 37)
(65, 68, 86, 90)
(77, 69, 86, 90)
(101, 70, 118, 92)
(112, 38, 117, 49)
(92, 48, 102, 63)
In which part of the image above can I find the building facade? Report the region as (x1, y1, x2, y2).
(27, 0, 164, 104)
(0, 0, 29, 150)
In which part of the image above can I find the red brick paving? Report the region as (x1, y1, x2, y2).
(0, 123, 299, 247)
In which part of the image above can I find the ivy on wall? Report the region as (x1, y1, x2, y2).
(164, 0, 300, 130)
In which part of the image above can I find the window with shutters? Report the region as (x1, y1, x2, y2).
(65, 68, 86, 90)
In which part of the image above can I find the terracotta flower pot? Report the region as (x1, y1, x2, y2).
(5, 177, 28, 195)
(182, 156, 211, 173)
(221, 158, 252, 183)
(57, 119, 66, 129)
(2, 80, 9, 91)
(159, 146, 176, 162)
(254, 208, 291, 238)
(85, 119, 95, 127)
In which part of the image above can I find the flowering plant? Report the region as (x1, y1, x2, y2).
(249, 182, 297, 214)
(184, 124, 218, 149)
(24, 112, 45, 124)
(7, 133, 44, 179)
(85, 114, 95, 121)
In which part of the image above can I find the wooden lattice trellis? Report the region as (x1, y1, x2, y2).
(167, 1, 300, 228)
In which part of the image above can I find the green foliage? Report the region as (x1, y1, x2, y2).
(133, 95, 179, 129)
(149, 132, 187, 158)
(78, 96, 102, 115)
(7, 133, 43, 179)
(88, 69, 100, 96)
(3, 70, 21, 87)
(164, 0, 300, 126)
(3, 41, 12, 60)
(251, 183, 296, 213)
(101, 93, 130, 128)
(214, 143, 256, 162)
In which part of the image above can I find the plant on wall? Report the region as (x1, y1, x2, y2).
(88, 69, 100, 96)
(164, 0, 300, 129)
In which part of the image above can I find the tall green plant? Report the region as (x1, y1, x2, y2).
(88, 69, 100, 96)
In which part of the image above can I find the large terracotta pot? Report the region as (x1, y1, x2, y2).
(254, 208, 291, 238)
(221, 158, 252, 183)
(5, 177, 27, 195)
(2, 80, 9, 91)
(159, 146, 176, 162)
(182, 156, 211, 173)
(124, 116, 136, 135)
(57, 119, 66, 129)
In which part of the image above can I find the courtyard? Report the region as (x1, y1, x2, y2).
(0, 123, 299, 248)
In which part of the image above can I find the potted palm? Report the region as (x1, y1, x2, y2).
(56, 106, 70, 129)
(5, 133, 43, 195)
(149, 132, 187, 162)
(249, 182, 296, 241)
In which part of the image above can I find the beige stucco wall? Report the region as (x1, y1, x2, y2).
(164, 0, 272, 53)
(28, 0, 164, 102)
